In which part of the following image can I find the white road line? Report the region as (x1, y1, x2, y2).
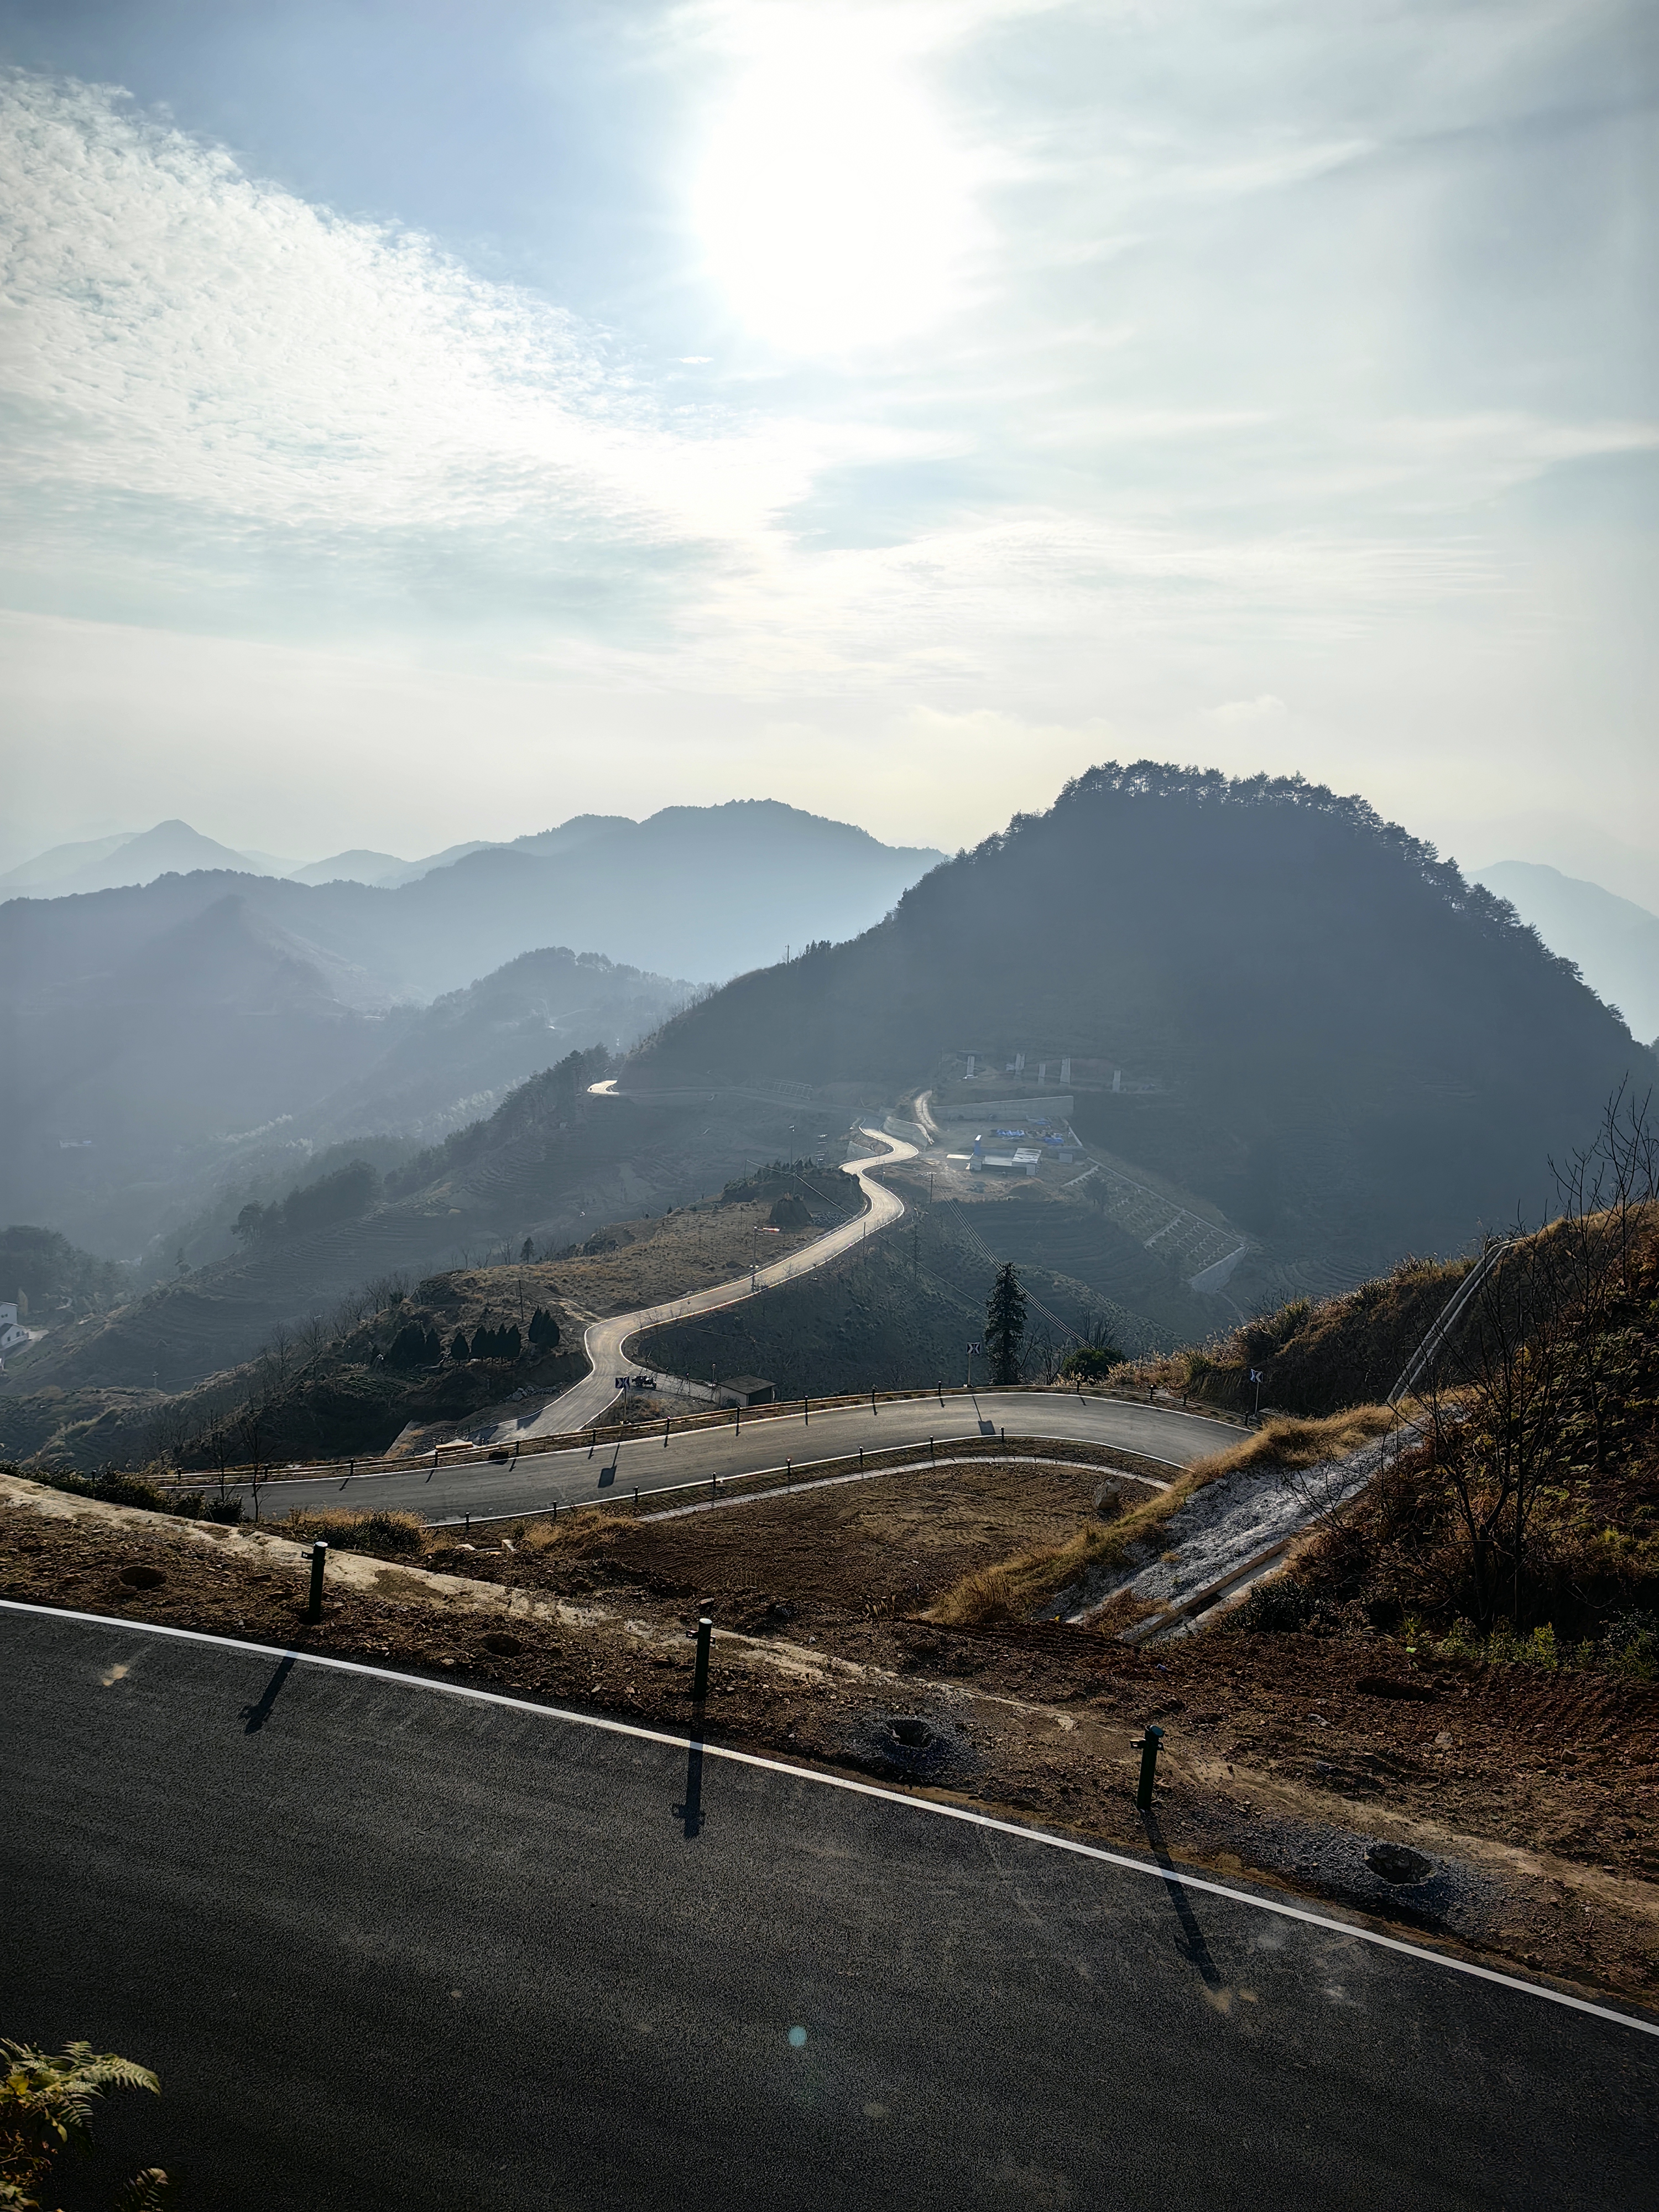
(8, 1601, 1653, 2043)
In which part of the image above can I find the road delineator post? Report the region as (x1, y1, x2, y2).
(692, 1613, 713, 1702)
(306, 1540, 327, 1624)
(1133, 1724, 1165, 1811)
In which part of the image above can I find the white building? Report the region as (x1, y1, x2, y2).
(0, 1302, 27, 1352)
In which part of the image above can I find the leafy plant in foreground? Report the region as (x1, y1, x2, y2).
(0, 2039, 176, 2210)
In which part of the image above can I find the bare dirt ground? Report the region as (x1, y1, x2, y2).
(4, 1467, 1656, 2013)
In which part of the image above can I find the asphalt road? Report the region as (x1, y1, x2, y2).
(519, 1124, 917, 1438)
(5, 1608, 1654, 2211)
(244, 1389, 1241, 1526)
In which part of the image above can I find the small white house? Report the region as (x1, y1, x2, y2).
(0, 1302, 27, 1352)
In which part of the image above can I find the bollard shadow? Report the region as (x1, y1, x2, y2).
(1139, 1811, 1224, 1991)
(239, 1654, 295, 1734)
(673, 1734, 705, 1840)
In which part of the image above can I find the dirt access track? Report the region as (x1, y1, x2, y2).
(5, 1467, 1657, 2021)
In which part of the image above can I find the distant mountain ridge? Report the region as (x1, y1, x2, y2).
(1472, 861, 1659, 1044)
(6, 800, 945, 903)
(0, 801, 942, 1001)
(0, 820, 266, 896)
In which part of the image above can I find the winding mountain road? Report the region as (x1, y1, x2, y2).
(5, 1608, 1652, 2211)
(517, 1123, 917, 1438)
(246, 1389, 1239, 1526)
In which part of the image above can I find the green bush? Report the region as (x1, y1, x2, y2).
(1604, 1609, 1658, 1679)
(1059, 1343, 1121, 1383)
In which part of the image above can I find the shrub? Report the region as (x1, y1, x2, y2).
(275, 1506, 426, 1554)
(1235, 1577, 1321, 1634)
(1604, 1608, 1658, 1679)
(90, 1473, 169, 1511)
(1059, 1344, 1122, 1383)
(387, 1322, 429, 1369)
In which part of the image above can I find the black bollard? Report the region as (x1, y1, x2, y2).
(692, 1613, 712, 1701)
(306, 1540, 328, 1624)
(1133, 1723, 1165, 1811)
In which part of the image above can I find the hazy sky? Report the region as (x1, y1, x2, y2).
(1, 1, 1654, 890)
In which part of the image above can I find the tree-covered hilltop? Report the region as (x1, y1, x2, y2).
(0, 1224, 129, 1315)
(627, 762, 1654, 1270)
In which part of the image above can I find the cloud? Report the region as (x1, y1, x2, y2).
(1, 3, 1655, 868)
(1207, 695, 1288, 726)
(0, 66, 857, 648)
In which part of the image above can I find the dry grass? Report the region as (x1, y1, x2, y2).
(1179, 1404, 1396, 1482)
(513, 1510, 634, 1557)
(927, 1406, 1396, 1628)
(534, 1201, 817, 1318)
(273, 1505, 429, 1555)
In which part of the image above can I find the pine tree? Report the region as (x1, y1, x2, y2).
(388, 1322, 426, 1369)
(451, 1331, 470, 1362)
(985, 1261, 1027, 1385)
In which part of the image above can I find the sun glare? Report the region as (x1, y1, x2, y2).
(691, 19, 975, 354)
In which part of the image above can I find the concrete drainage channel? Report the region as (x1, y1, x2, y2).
(1071, 1427, 1422, 1644)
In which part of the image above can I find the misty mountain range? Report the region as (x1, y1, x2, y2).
(5, 763, 1656, 1417)
(1, 801, 945, 906)
(0, 800, 942, 1255)
(10, 812, 1653, 1042)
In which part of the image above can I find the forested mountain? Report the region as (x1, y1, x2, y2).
(628, 763, 1655, 1272)
(4, 1046, 811, 1396)
(0, 926, 690, 1256)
